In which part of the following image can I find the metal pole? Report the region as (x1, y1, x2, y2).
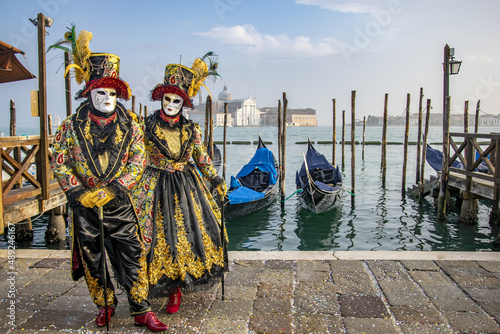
(98, 206, 109, 332)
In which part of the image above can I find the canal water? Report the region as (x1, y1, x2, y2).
(2, 125, 500, 252)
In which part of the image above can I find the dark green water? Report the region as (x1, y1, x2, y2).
(2, 125, 500, 252)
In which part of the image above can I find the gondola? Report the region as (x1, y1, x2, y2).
(296, 139, 343, 214)
(224, 135, 279, 219)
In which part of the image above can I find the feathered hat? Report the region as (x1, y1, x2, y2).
(151, 52, 220, 109)
(49, 25, 131, 100)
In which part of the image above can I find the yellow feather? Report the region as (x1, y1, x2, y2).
(189, 58, 209, 98)
(72, 30, 93, 84)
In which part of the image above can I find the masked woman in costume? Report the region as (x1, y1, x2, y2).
(50, 27, 167, 331)
(132, 53, 227, 314)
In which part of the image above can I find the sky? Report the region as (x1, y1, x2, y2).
(1, 0, 500, 129)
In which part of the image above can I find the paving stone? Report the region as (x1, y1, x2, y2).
(478, 301, 500, 319)
(29, 258, 67, 269)
(19, 280, 79, 298)
(224, 260, 263, 287)
(401, 260, 440, 271)
(378, 280, 430, 307)
(162, 291, 214, 320)
(338, 294, 389, 318)
(294, 312, 344, 333)
(398, 322, 453, 333)
(256, 282, 294, 299)
(367, 260, 411, 282)
(296, 260, 331, 282)
(19, 309, 94, 331)
(44, 295, 94, 312)
(294, 281, 339, 315)
(260, 268, 295, 285)
(391, 305, 444, 324)
(478, 261, 500, 273)
(206, 299, 253, 320)
(331, 271, 378, 295)
(343, 317, 398, 334)
(330, 259, 365, 272)
(453, 275, 500, 288)
(464, 287, 500, 303)
(264, 259, 295, 270)
(249, 312, 293, 334)
(443, 310, 500, 333)
(156, 318, 202, 334)
(215, 285, 257, 301)
(200, 319, 248, 333)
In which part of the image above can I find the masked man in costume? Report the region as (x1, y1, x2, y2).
(132, 53, 227, 314)
(50, 28, 167, 331)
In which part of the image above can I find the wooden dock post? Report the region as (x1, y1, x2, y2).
(208, 97, 214, 162)
(10, 100, 21, 188)
(64, 52, 72, 117)
(36, 12, 50, 202)
(332, 99, 336, 166)
(223, 102, 228, 182)
(362, 116, 366, 160)
(475, 100, 480, 134)
(144, 105, 148, 118)
(464, 100, 469, 133)
(204, 96, 210, 146)
(402, 94, 410, 197)
(131, 95, 135, 114)
(342, 109, 346, 170)
(351, 91, 356, 206)
(278, 100, 283, 204)
(416, 88, 423, 184)
(419, 99, 431, 202)
(281, 93, 287, 208)
(381, 94, 388, 185)
(438, 96, 451, 220)
(459, 131, 478, 224)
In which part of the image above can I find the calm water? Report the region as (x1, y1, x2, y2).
(2, 125, 500, 252)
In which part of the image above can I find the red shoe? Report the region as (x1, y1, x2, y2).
(134, 312, 168, 332)
(95, 306, 115, 327)
(165, 287, 182, 314)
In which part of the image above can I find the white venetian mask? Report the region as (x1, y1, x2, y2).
(162, 93, 183, 116)
(91, 88, 117, 113)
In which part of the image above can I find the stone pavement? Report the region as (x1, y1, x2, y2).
(2, 250, 500, 334)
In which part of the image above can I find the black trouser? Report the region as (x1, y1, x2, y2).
(73, 200, 151, 316)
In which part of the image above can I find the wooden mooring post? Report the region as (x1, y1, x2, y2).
(278, 99, 282, 194)
(464, 100, 469, 133)
(381, 93, 388, 185)
(419, 99, 431, 202)
(362, 116, 366, 160)
(64, 52, 72, 117)
(402, 93, 410, 197)
(475, 100, 480, 134)
(332, 99, 336, 166)
(280, 93, 287, 209)
(351, 91, 356, 206)
(416, 88, 423, 184)
(342, 110, 345, 170)
(223, 102, 228, 182)
(438, 96, 451, 220)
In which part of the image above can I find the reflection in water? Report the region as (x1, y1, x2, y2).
(294, 203, 342, 250)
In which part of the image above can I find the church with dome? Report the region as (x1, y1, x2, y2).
(186, 85, 317, 127)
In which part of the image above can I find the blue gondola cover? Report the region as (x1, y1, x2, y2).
(227, 185, 265, 204)
(236, 147, 277, 184)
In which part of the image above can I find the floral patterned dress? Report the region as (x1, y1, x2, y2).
(132, 110, 227, 292)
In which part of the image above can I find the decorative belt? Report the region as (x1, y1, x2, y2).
(149, 161, 190, 173)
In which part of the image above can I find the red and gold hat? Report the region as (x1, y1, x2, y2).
(150, 52, 221, 109)
(77, 53, 130, 99)
(51, 26, 131, 100)
(151, 64, 194, 108)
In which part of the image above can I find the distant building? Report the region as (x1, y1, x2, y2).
(260, 107, 317, 126)
(186, 85, 317, 127)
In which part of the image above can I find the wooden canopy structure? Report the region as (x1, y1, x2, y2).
(0, 40, 36, 84)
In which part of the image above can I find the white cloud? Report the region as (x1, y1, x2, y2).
(195, 25, 339, 58)
(295, 0, 388, 13)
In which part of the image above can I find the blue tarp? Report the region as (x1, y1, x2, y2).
(236, 147, 277, 185)
(426, 145, 488, 173)
(295, 144, 342, 188)
(227, 185, 265, 204)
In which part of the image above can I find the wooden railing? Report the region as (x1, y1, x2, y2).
(0, 135, 59, 232)
(448, 133, 500, 200)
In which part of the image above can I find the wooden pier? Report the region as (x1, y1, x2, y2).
(0, 135, 67, 234)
